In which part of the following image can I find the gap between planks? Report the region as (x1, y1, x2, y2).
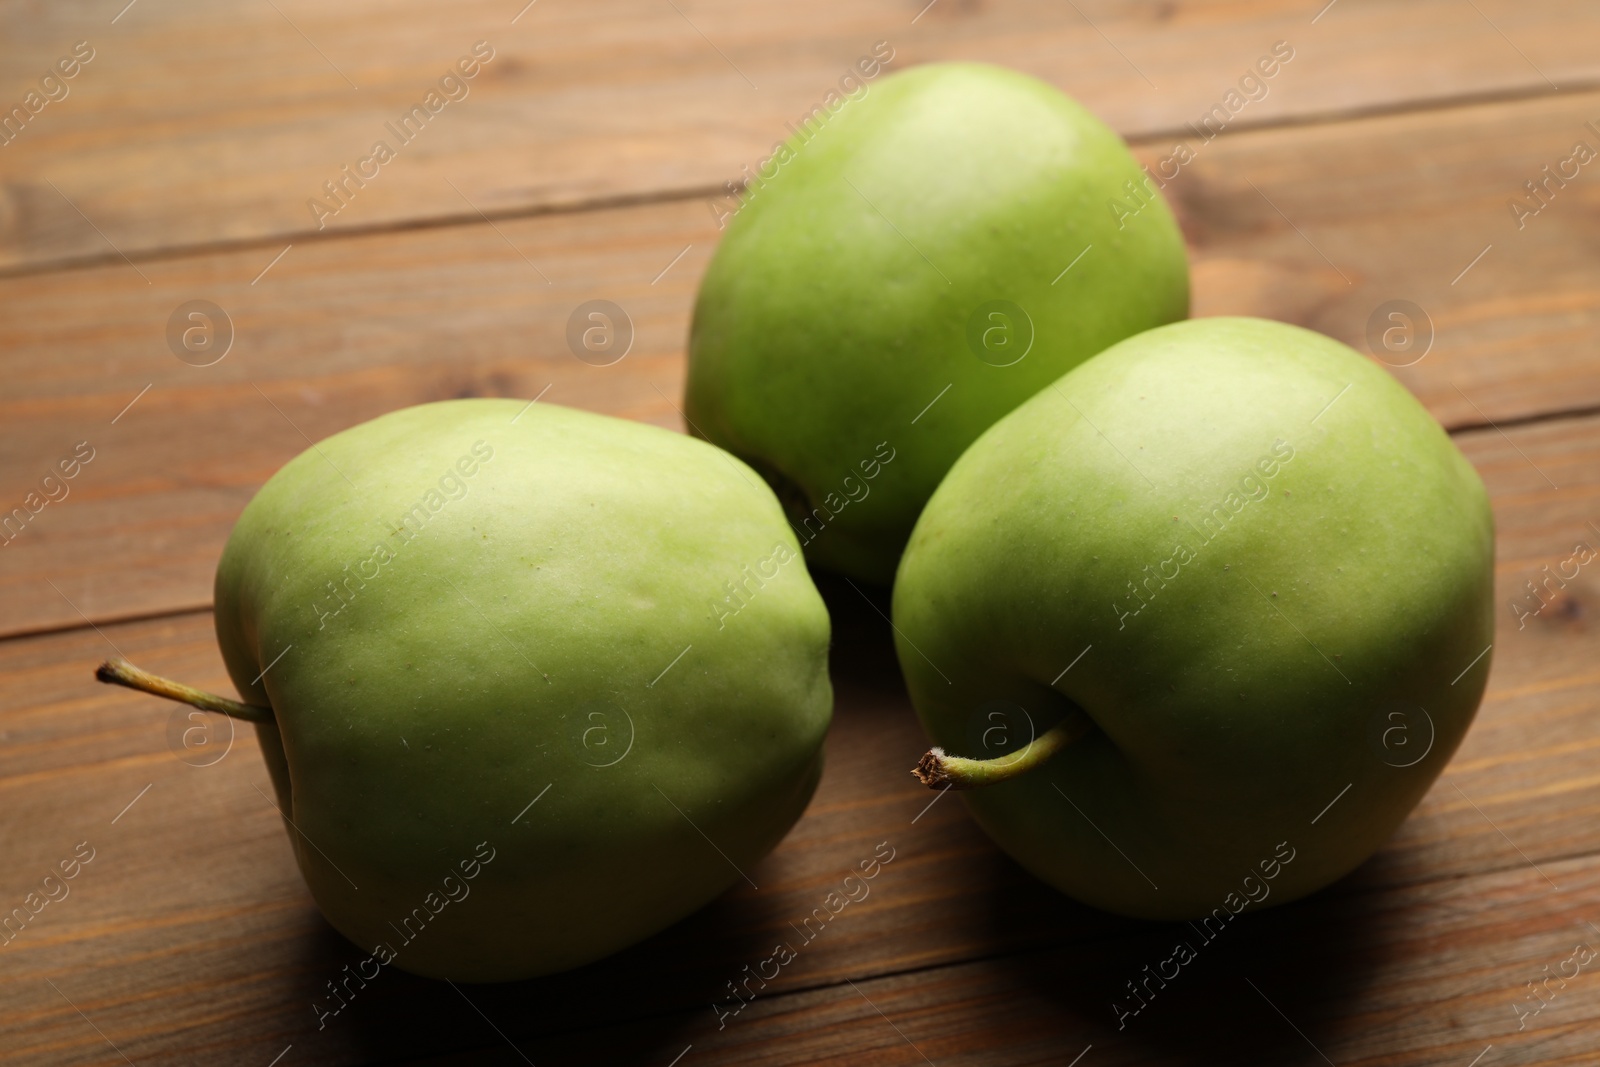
(5, 77, 1600, 285)
(0, 399, 1592, 649)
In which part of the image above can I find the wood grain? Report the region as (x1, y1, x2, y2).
(517, 853, 1600, 1066)
(5, 5, 1600, 1064)
(2, 0, 1598, 270)
(6, 88, 1600, 638)
(1173, 90, 1600, 432)
(0, 197, 708, 638)
(2, 401, 1599, 1063)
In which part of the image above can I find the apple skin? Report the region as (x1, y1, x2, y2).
(891, 317, 1494, 919)
(213, 399, 832, 981)
(685, 62, 1189, 585)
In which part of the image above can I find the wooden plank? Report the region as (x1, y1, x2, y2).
(1173, 92, 1600, 432)
(6, 88, 1600, 637)
(0, 197, 708, 638)
(3, 394, 1600, 1064)
(513, 854, 1600, 1066)
(2, 0, 1598, 270)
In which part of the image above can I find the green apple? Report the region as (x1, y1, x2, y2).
(894, 317, 1493, 918)
(97, 399, 831, 981)
(686, 61, 1189, 584)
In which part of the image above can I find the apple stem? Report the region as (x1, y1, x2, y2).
(94, 657, 275, 724)
(913, 708, 1094, 790)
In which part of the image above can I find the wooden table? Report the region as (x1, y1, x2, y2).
(4, 1, 1599, 1063)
